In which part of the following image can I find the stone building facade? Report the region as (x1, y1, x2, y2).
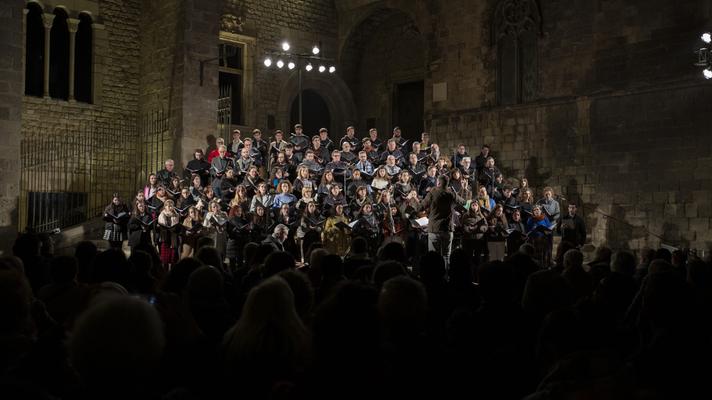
(1, 0, 711, 254)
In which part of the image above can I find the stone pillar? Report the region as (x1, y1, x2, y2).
(41, 12, 54, 98)
(67, 18, 79, 101)
(178, 0, 221, 167)
(0, 0, 24, 254)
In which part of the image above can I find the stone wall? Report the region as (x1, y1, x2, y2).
(224, 0, 341, 135)
(334, 0, 712, 252)
(345, 10, 426, 134)
(17, 0, 142, 236)
(139, 0, 182, 170)
(23, 0, 141, 130)
(0, 0, 24, 254)
(425, 0, 712, 252)
(430, 84, 712, 251)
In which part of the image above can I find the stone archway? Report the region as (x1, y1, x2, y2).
(338, 7, 426, 142)
(276, 72, 357, 137)
(290, 89, 331, 135)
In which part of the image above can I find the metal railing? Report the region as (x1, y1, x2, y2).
(19, 110, 170, 233)
(217, 83, 232, 139)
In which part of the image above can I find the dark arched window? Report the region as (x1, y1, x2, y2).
(493, 0, 541, 105)
(49, 7, 69, 100)
(25, 2, 44, 97)
(74, 13, 93, 103)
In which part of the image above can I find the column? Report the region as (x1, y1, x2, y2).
(41, 13, 55, 98)
(68, 18, 80, 101)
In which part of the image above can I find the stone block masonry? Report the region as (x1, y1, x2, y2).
(429, 84, 712, 253)
(0, 0, 24, 254)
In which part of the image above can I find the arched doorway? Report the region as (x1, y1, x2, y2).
(340, 9, 426, 142)
(290, 89, 331, 135)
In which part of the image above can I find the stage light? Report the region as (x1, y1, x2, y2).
(318, 65, 326, 73)
(282, 41, 290, 51)
(704, 68, 712, 79)
(305, 63, 313, 71)
(264, 58, 272, 67)
(276, 60, 284, 68)
(702, 33, 711, 44)
(288, 61, 295, 70)
(312, 45, 320, 55)
(329, 66, 336, 73)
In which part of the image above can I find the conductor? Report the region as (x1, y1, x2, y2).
(416, 175, 466, 267)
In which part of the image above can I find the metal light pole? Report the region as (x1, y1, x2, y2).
(696, 32, 712, 79)
(263, 42, 336, 126)
(298, 61, 303, 125)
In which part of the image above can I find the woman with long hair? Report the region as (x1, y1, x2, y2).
(227, 205, 250, 270)
(143, 173, 159, 201)
(476, 185, 495, 213)
(102, 193, 130, 250)
(181, 206, 203, 259)
(461, 201, 488, 266)
(297, 201, 323, 262)
(370, 166, 391, 192)
(393, 170, 413, 202)
(486, 203, 508, 261)
(203, 199, 228, 261)
(189, 173, 204, 202)
(526, 204, 554, 267)
(322, 184, 348, 218)
(352, 203, 379, 253)
(349, 185, 372, 218)
(128, 200, 153, 252)
(250, 204, 272, 243)
(317, 169, 335, 199)
(518, 188, 534, 218)
(293, 164, 313, 197)
(295, 185, 315, 212)
(242, 165, 263, 196)
(222, 276, 310, 396)
(157, 199, 181, 270)
(167, 176, 184, 199)
(273, 180, 297, 210)
(229, 185, 250, 215)
(250, 182, 274, 212)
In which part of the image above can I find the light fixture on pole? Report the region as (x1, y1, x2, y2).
(263, 41, 337, 125)
(696, 32, 712, 79)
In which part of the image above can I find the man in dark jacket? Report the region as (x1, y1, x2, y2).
(557, 203, 587, 248)
(262, 224, 289, 252)
(157, 159, 178, 188)
(416, 175, 466, 267)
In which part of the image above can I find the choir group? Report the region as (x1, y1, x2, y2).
(102, 125, 587, 269)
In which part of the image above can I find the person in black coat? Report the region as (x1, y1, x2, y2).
(557, 203, 587, 248)
(128, 201, 154, 251)
(262, 224, 289, 252)
(184, 149, 211, 186)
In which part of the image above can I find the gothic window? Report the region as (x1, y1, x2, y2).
(25, 2, 44, 97)
(493, 0, 541, 105)
(49, 8, 69, 100)
(74, 13, 93, 103)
